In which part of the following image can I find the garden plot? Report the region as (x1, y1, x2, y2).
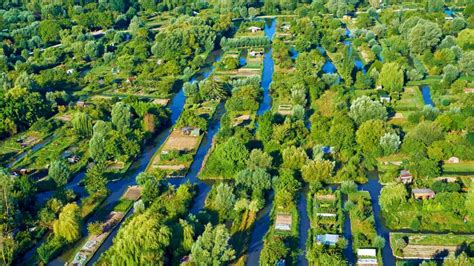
(235, 21, 266, 38)
(306, 189, 346, 264)
(162, 130, 200, 151)
(148, 129, 201, 176)
(148, 101, 218, 177)
(15, 135, 88, 174)
(275, 19, 295, 43)
(390, 233, 474, 259)
(311, 191, 343, 233)
(394, 86, 424, 112)
(0, 130, 50, 166)
(123, 185, 142, 201)
(215, 48, 264, 79)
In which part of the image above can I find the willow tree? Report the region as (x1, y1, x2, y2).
(191, 223, 235, 265)
(72, 112, 92, 137)
(52, 203, 82, 242)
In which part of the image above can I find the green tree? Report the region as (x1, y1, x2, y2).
(341, 180, 357, 194)
(456, 28, 474, 49)
(0, 228, 15, 266)
(379, 183, 408, 212)
(103, 213, 171, 264)
(426, 0, 444, 12)
(373, 235, 386, 249)
(89, 132, 106, 164)
(236, 168, 272, 196)
(191, 223, 236, 265)
(257, 111, 273, 142)
(443, 252, 471, 266)
(111, 102, 132, 134)
(211, 183, 236, 221)
(260, 236, 288, 265)
(199, 78, 228, 101)
(48, 160, 70, 188)
(72, 112, 93, 138)
(379, 62, 404, 93)
(408, 20, 442, 54)
(0, 169, 16, 228)
(354, 71, 373, 90)
(247, 149, 273, 170)
(459, 51, 474, 76)
(356, 120, 386, 158)
(349, 96, 387, 125)
(52, 203, 82, 242)
(87, 222, 103, 236)
(465, 184, 474, 219)
(380, 132, 401, 156)
(179, 219, 194, 252)
(204, 137, 249, 178)
(282, 146, 308, 170)
(443, 64, 459, 83)
(39, 20, 61, 44)
(84, 164, 108, 196)
(301, 159, 334, 184)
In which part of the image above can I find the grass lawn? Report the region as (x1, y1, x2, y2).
(394, 86, 424, 111)
(443, 161, 474, 175)
(406, 76, 442, 86)
(113, 199, 134, 212)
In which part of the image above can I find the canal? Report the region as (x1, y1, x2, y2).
(359, 174, 396, 266)
(420, 85, 434, 106)
(246, 18, 276, 266)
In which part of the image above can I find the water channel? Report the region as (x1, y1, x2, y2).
(246, 18, 276, 266)
(359, 175, 396, 266)
(420, 85, 434, 106)
(297, 187, 310, 266)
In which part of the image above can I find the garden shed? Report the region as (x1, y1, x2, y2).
(248, 26, 261, 33)
(398, 169, 413, 184)
(447, 156, 460, 163)
(412, 188, 435, 200)
(275, 213, 292, 231)
(378, 91, 391, 103)
(316, 234, 339, 246)
(357, 248, 378, 265)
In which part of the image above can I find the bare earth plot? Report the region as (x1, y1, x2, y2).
(162, 130, 199, 151)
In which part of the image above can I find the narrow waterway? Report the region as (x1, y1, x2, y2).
(246, 192, 274, 265)
(246, 18, 276, 266)
(257, 18, 275, 116)
(48, 52, 223, 266)
(359, 176, 396, 266)
(420, 85, 434, 106)
(342, 194, 356, 264)
(320, 47, 337, 75)
(297, 188, 309, 266)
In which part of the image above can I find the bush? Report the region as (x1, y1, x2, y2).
(341, 180, 357, 194)
(36, 237, 66, 264)
(409, 218, 421, 231)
